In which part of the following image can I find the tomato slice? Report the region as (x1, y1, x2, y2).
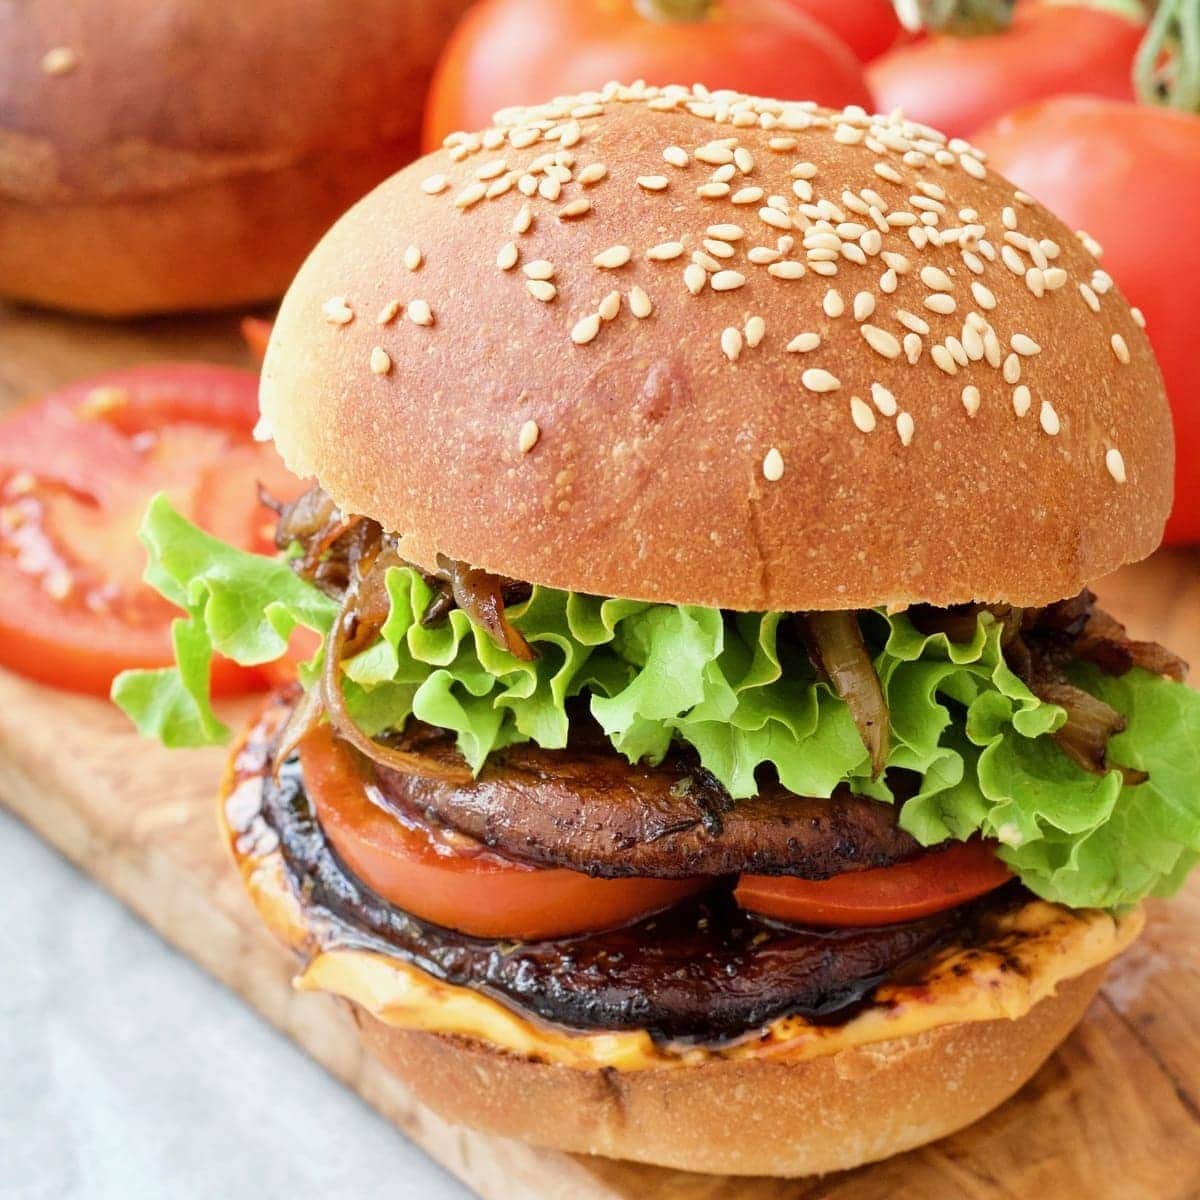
(0, 364, 307, 696)
(734, 841, 1012, 928)
(299, 727, 705, 940)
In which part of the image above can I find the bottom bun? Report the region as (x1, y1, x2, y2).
(350, 965, 1104, 1177)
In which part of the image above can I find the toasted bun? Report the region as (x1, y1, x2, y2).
(0, 0, 470, 316)
(352, 967, 1105, 1177)
(262, 83, 1173, 611)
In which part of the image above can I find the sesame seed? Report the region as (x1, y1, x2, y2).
(1077, 229, 1105, 258)
(1003, 353, 1022, 384)
(593, 244, 632, 269)
(853, 292, 876, 322)
(1002, 206, 1017, 230)
(792, 161, 818, 179)
(745, 316, 766, 347)
(403, 244, 423, 271)
(924, 293, 957, 316)
(697, 182, 731, 199)
(758, 207, 792, 231)
(454, 182, 486, 209)
(960, 154, 986, 179)
(1001, 245, 1025, 275)
(721, 327, 744, 362)
(787, 332, 821, 352)
(523, 259, 555, 280)
(1013, 385, 1032, 417)
(647, 241, 685, 261)
(711, 270, 747, 292)
(871, 382, 897, 416)
(920, 265, 954, 292)
(629, 286, 653, 319)
(1043, 267, 1068, 290)
(1014, 190, 1035, 206)
(375, 299, 401, 325)
(823, 288, 845, 318)
(1025, 267, 1046, 298)
(1106, 447, 1127, 483)
(1011, 334, 1041, 356)
(518, 420, 540, 453)
(850, 396, 876, 433)
(834, 123, 863, 145)
(41, 46, 79, 76)
(801, 368, 840, 393)
(599, 290, 621, 321)
(422, 173, 450, 195)
(663, 145, 690, 168)
(1131, 306, 1146, 328)
(559, 198, 591, 219)
(962, 324, 984, 361)
(1039, 400, 1060, 435)
(578, 162, 608, 186)
(861, 324, 901, 359)
(707, 223, 745, 241)
(407, 299, 434, 326)
(1111, 333, 1131, 364)
(970, 281, 996, 310)
(874, 161, 904, 185)
(369, 347, 392, 376)
(571, 313, 602, 344)
(734, 147, 755, 174)
(897, 412, 915, 445)
(692, 250, 722, 273)
(513, 204, 534, 235)
(904, 332, 923, 363)
(497, 242, 519, 271)
(931, 345, 958, 375)
(526, 280, 557, 302)
(962, 385, 981, 417)
(768, 260, 806, 280)
(733, 186, 765, 205)
(637, 175, 670, 191)
(322, 296, 354, 325)
(696, 143, 735, 165)
(762, 448, 784, 481)
(702, 239, 735, 260)
(770, 137, 799, 152)
(477, 159, 508, 181)
(896, 309, 930, 335)
(684, 263, 707, 294)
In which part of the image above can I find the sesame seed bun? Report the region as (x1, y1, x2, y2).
(261, 83, 1174, 611)
(0, 0, 470, 316)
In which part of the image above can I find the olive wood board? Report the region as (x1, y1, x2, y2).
(1, 304, 1199, 1200)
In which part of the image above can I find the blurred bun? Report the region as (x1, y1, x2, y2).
(0, 0, 471, 315)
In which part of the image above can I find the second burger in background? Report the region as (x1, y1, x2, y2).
(0, 0, 471, 316)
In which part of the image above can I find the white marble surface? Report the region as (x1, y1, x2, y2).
(0, 809, 472, 1200)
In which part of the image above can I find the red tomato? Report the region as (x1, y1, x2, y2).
(300, 726, 706, 940)
(734, 840, 1012, 927)
(0, 364, 306, 696)
(867, 2, 1143, 141)
(975, 97, 1200, 544)
(241, 317, 274, 363)
(786, 0, 905, 62)
(422, 0, 871, 151)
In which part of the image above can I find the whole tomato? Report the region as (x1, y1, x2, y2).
(786, 0, 906, 62)
(868, 1, 1144, 140)
(422, 0, 872, 150)
(976, 97, 1200, 544)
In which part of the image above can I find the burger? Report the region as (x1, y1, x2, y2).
(0, 0, 471, 316)
(114, 83, 1200, 1176)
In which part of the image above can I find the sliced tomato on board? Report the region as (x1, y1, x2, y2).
(734, 840, 1012, 928)
(300, 726, 706, 940)
(0, 364, 306, 696)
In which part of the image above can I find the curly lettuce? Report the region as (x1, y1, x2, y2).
(113, 498, 1200, 910)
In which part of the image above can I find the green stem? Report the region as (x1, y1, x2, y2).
(1135, 0, 1200, 111)
(892, 0, 1016, 35)
(632, 0, 712, 21)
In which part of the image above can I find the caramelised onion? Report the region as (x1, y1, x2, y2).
(321, 590, 472, 784)
(431, 554, 535, 662)
(1075, 608, 1189, 682)
(798, 612, 891, 778)
(1033, 680, 1147, 786)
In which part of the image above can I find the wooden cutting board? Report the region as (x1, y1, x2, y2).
(2, 303, 1199, 1200)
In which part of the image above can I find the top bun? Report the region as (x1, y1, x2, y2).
(261, 83, 1173, 612)
(0, 0, 470, 316)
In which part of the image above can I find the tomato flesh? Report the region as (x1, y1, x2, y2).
(735, 841, 1012, 928)
(300, 727, 706, 940)
(0, 364, 306, 695)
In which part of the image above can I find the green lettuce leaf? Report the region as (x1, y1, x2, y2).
(113, 498, 1200, 910)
